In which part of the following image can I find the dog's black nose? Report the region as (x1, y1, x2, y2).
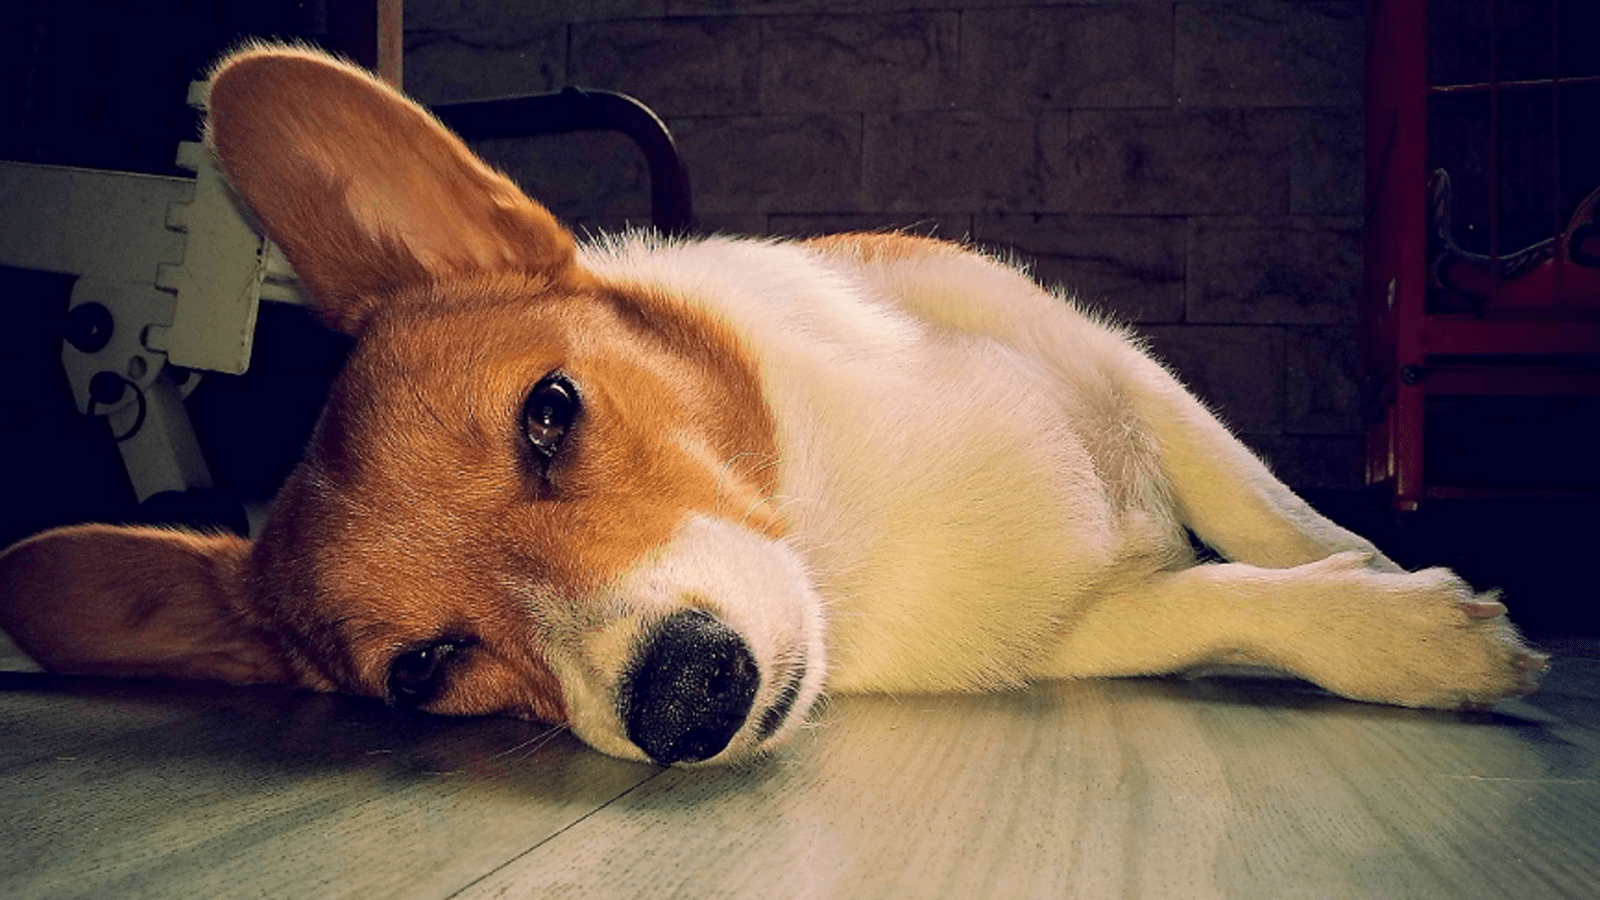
(623, 609, 758, 765)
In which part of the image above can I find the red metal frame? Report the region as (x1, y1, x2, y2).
(1364, 0, 1600, 510)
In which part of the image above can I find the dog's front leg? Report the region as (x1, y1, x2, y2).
(1041, 554, 1546, 709)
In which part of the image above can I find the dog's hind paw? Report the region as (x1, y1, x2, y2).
(1460, 612, 1549, 707)
(1449, 591, 1548, 708)
(1295, 565, 1549, 710)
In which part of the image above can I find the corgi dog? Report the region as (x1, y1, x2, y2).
(0, 47, 1547, 766)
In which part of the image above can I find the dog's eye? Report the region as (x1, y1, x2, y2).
(387, 641, 460, 706)
(522, 373, 579, 461)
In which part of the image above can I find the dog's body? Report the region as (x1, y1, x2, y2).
(0, 48, 1545, 766)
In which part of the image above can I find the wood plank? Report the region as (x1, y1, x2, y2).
(460, 679, 1600, 900)
(1, 643, 1597, 899)
(0, 673, 269, 769)
(0, 680, 658, 899)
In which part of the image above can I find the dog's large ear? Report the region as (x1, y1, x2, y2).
(206, 45, 577, 334)
(0, 526, 297, 685)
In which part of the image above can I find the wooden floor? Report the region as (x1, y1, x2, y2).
(2, 634, 1598, 899)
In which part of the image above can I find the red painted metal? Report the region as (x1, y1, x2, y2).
(1363, 0, 1600, 508)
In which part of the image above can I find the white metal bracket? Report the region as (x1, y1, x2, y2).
(0, 78, 303, 507)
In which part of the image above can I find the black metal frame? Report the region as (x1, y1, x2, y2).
(432, 88, 695, 236)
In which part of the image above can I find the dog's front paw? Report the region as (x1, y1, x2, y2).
(1304, 566, 1548, 709)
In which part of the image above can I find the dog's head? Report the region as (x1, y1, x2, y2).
(0, 46, 826, 766)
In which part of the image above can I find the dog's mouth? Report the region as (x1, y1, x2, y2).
(618, 608, 811, 766)
(756, 659, 807, 740)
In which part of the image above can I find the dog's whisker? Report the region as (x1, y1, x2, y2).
(514, 726, 573, 761)
(487, 731, 548, 762)
(713, 450, 786, 527)
(488, 724, 571, 763)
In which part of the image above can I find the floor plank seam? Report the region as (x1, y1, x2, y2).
(442, 768, 667, 899)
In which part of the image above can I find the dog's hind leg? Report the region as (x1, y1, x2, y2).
(1107, 346, 1404, 572)
(1041, 552, 1546, 708)
(978, 296, 1398, 572)
(814, 239, 1397, 572)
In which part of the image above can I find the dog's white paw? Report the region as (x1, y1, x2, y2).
(1295, 561, 1548, 709)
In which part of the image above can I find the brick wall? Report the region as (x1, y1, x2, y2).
(404, 0, 1368, 489)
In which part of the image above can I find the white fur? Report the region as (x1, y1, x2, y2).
(556, 233, 1542, 765)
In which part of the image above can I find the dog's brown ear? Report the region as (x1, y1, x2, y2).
(0, 525, 297, 685)
(206, 45, 577, 334)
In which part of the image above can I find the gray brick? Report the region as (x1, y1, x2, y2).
(863, 112, 1044, 213)
(1044, 109, 1291, 215)
(1140, 325, 1285, 434)
(671, 1, 1173, 12)
(403, 27, 565, 105)
(761, 13, 960, 113)
(571, 18, 762, 117)
(1285, 325, 1363, 435)
(959, 5, 1172, 110)
(973, 214, 1185, 323)
(1187, 216, 1363, 324)
(408, 0, 665, 30)
(672, 114, 863, 214)
(1246, 435, 1366, 490)
(694, 212, 772, 236)
(1290, 108, 1364, 215)
(767, 213, 972, 240)
(468, 132, 652, 233)
(1175, 2, 1365, 108)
